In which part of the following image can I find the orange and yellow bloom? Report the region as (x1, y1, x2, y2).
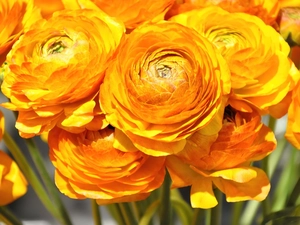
(48, 126, 166, 204)
(1, 9, 124, 138)
(166, 107, 276, 208)
(100, 21, 231, 156)
(170, 6, 299, 117)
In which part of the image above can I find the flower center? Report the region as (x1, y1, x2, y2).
(208, 28, 246, 55)
(47, 41, 66, 54)
(156, 64, 172, 78)
(41, 35, 73, 57)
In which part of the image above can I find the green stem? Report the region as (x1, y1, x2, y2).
(24, 138, 72, 225)
(210, 189, 222, 225)
(2, 131, 66, 225)
(0, 206, 22, 225)
(287, 177, 300, 207)
(261, 156, 271, 217)
(159, 171, 172, 225)
(131, 202, 141, 221)
(271, 146, 298, 212)
(91, 200, 102, 225)
(118, 203, 138, 225)
(205, 208, 211, 225)
(260, 116, 277, 217)
(241, 137, 287, 225)
(240, 201, 259, 225)
(192, 208, 204, 225)
(106, 204, 125, 225)
(231, 202, 243, 225)
(268, 116, 277, 132)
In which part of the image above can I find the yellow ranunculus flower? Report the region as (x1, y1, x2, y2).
(100, 21, 231, 156)
(0, 0, 41, 65)
(170, 6, 299, 117)
(1, 9, 124, 138)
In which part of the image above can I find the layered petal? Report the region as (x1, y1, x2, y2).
(49, 126, 166, 203)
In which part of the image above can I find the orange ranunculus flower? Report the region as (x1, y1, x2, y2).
(1, 9, 124, 138)
(279, 7, 300, 46)
(100, 21, 231, 156)
(48, 126, 166, 203)
(285, 80, 300, 149)
(170, 6, 299, 117)
(0, 111, 27, 205)
(166, 106, 276, 208)
(0, 0, 41, 65)
(61, 0, 175, 30)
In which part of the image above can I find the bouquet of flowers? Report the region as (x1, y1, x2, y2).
(0, 0, 299, 224)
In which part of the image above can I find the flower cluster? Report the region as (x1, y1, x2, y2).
(1, 0, 300, 210)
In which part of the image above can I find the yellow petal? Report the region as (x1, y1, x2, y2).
(213, 167, 270, 202)
(0, 151, 27, 206)
(190, 178, 217, 209)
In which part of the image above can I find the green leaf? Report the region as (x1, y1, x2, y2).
(139, 200, 160, 225)
(171, 196, 193, 225)
(262, 205, 300, 225)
